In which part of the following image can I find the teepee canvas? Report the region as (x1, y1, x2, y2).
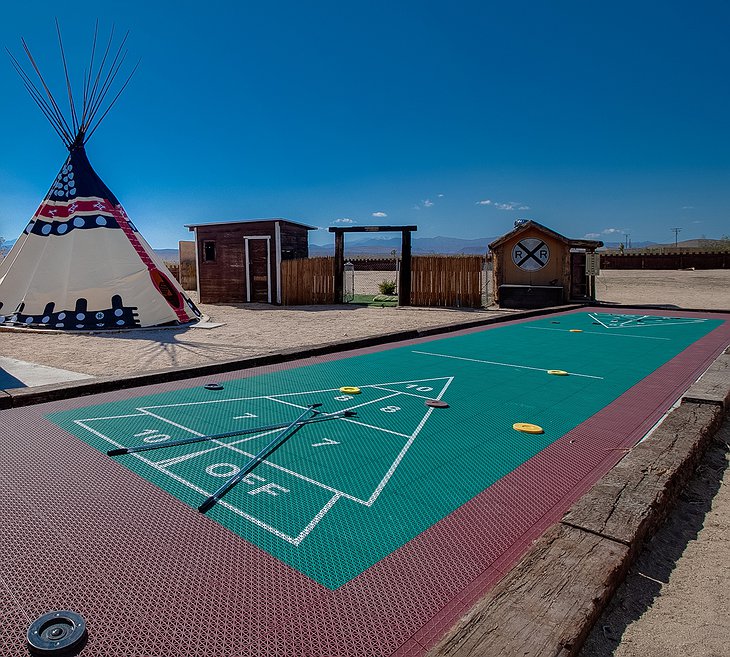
(0, 24, 201, 330)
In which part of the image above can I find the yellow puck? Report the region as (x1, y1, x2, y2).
(547, 370, 569, 376)
(339, 386, 361, 394)
(569, 329, 583, 333)
(513, 422, 544, 434)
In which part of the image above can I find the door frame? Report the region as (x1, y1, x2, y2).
(244, 235, 272, 303)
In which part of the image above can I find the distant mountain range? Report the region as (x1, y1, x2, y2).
(2, 237, 728, 261)
(309, 236, 499, 256)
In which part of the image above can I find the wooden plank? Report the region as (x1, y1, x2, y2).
(400, 230, 412, 306)
(429, 524, 629, 657)
(562, 402, 723, 551)
(281, 257, 335, 305)
(681, 351, 730, 409)
(334, 233, 344, 303)
(411, 256, 483, 308)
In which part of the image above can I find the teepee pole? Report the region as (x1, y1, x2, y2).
(6, 48, 72, 146)
(20, 37, 74, 143)
(55, 19, 79, 134)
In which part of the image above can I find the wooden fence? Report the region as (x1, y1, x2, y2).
(600, 251, 729, 270)
(282, 257, 335, 304)
(411, 255, 483, 307)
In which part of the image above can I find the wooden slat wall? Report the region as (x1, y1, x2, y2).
(281, 257, 335, 305)
(411, 255, 483, 307)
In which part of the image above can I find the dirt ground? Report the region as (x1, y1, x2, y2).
(579, 417, 730, 657)
(1, 269, 728, 377)
(1, 268, 729, 655)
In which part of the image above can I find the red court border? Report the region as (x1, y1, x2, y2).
(2, 308, 728, 657)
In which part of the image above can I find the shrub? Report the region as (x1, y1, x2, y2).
(378, 280, 396, 295)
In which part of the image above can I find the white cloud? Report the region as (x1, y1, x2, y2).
(372, 211, 387, 218)
(681, 206, 694, 210)
(584, 232, 602, 238)
(477, 199, 528, 211)
(437, 193, 444, 198)
(422, 199, 434, 207)
(332, 217, 355, 224)
(602, 228, 623, 235)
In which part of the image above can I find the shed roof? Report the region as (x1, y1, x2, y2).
(488, 220, 603, 250)
(185, 218, 318, 231)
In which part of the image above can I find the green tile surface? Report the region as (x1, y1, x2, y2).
(49, 312, 721, 588)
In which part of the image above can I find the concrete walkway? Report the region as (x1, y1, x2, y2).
(0, 356, 92, 390)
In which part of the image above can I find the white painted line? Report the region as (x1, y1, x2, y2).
(339, 417, 411, 438)
(140, 393, 279, 410)
(363, 377, 454, 507)
(73, 374, 457, 543)
(75, 412, 145, 422)
(588, 312, 707, 330)
(77, 420, 303, 545)
(412, 351, 604, 380)
(369, 386, 442, 400)
(292, 493, 342, 544)
(525, 326, 671, 341)
(138, 409, 206, 436)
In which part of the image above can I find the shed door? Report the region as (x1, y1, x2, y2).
(570, 252, 588, 299)
(245, 237, 271, 303)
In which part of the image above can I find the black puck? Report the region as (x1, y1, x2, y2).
(204, 383, 224, 391)
(27, 610, 87, 655)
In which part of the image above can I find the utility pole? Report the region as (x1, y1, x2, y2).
(624, 232, 630, 250)
(671, 227, 682, 247)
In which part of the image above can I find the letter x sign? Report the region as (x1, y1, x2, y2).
(511, 238, 550, 271)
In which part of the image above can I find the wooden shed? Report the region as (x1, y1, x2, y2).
(489, 221, 603, 308)
(186, 219, 317, 304)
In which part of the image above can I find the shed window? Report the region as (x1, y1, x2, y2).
(203, 240, 216, 262)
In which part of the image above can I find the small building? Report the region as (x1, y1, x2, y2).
(489, 221, 603, 308)
(185, 219, 317, 304)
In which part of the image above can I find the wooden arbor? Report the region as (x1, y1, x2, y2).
(329, 225, 417, 305)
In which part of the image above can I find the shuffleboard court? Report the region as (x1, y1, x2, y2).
(3, 308, 729, 656)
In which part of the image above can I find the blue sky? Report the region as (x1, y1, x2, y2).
(1, 1, 728, 248)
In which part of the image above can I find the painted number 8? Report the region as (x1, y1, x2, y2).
(380, 406, 401, 413)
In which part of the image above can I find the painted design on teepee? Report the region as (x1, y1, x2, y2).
(0, 22, 201, 330)
(5, 296, 140, 330)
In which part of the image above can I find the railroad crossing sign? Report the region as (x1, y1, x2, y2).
(512, 238, 550, 271)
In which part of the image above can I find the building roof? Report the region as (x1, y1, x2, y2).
(488, 220, 603, 250)
(185, 218, 318, 231)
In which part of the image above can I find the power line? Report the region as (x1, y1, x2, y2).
(670, 227, 682, 247)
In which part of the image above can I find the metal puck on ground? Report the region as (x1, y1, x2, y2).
(339, 386, 361, 394)
(204, 383, 224, 391)
(425, 399, 449, 408)
(547, 369, 569, 376)
(27, 610, 87, 656)
(513, 422, 544, 434)
(569, 329, 583, 333)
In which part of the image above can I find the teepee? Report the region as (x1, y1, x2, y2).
(0, 24, 201, 330)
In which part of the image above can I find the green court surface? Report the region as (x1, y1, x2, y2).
(48, 311, 721, 589)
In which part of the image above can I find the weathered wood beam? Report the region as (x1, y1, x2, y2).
(333, 232, 344, 303)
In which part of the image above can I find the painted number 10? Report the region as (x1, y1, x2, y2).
(134, 428, 171, 444)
